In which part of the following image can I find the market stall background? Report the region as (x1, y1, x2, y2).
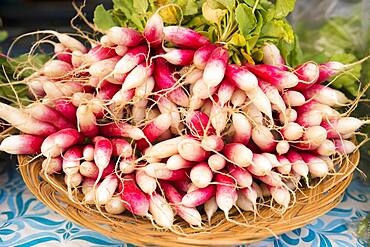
(0, 0, 369, 246)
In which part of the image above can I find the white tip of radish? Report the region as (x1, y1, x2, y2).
(276, 141, 290, 155)
(190, 163, 213, 188)
(105, 196, 126, 215)
(149, 193, 174, 228)
(204, 196, 218, 222)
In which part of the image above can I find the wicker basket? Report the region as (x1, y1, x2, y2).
(18, 150, 359, 247)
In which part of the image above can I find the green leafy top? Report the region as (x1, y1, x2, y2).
(93, 0, 299, 66)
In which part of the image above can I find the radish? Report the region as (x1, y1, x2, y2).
(236, 191, 254, 212)
(161, 48, 195, 66)
(85, 45, 117, 64)
(135, 76, 155, 98)
(239, 186, 258, 210)
(214, 173, 237, 218)
(184, 69, 203, 85)
(282, 91, 306, 107)
(230, 89, 247, 107)
(258, 80, 286, 114)
(296, 126, 327, 150)
(172, 179, 192, 193)
(166, 154, 193, 170)
(201, 135, 225, 152)
(64, 173, 82, 188)
(155, 95, 181, 133)
(203, 47, 229, 87)
(210, 103, 228, 136)
(95, 174, 118, 205)
(80, 160, 114, 179)
(182, 185, 216, 207)
(190, 162, 213, 188)
(71, 50, 84, 68)
(54, 33, 87, 53)
(227, 164, 252, 188)
(251, 126, 276, 152)
(41, 128, 80, 158)
(42, 60, 72, 78)
(208, 154, 226, 171)
(286, 151, 309, 180)
(113, 45, 128, 56)
(88, 56, 120, 79)
(191, 78, 218, 100)
(296, 110, 323, 128)
(186, 111, 214, 137)
(301, 153, 329, 178)
(0, 135, 44, 154)
(281, 122, 304, 141)
(296, 100, 340, 119)
(163, 26, 210, 49)
(119, 156, 136, 174)
(76, 105, 99, 137)
(28, 77, 46, 97)
(100, 35, 114, 46)
(107, 27, 144, 46)
(178, 138, 210, 162)
(268, 186, 290, 209)
(42, 157, 62, 174)
(143, 163, 188, 181)
(245, 86, 273, 123)
(317, 61, 345, 83)
(315, 140, 336, 156)
(193, 43, 217, 69)
(54, 43, 71, 64)
(246, 104, 264, 125)
(114, 45, 149, 75)
(119, 174, 149, 217)
(111, 138, 132, 158)
(62, 146, 82, 175)
(255, 171, 283, 187)
(321, 117, 366, 139)
(122, 63, 154, 91)
(136, 170, 157, 194)
(292, 62, 320, 91)
(144, 136, 184, 159)
(204, 196, 218, 222)
(302, 84, 350, 107)
(223, 143, 253, 167)
(231, 113, 252, 145)
(94, 137, 113, 181)
(0, 102, 58, 136)
(226, 64, 258, 92)
(144, 13, 163, 47)
(100, 122, 145, 140)
(276, 141, 290, 155)
(244, 64, 298, 90)
(334, 139, 357, 154)
(136, 113, 172, 151)
(105, 196, 126, 215)
(160, 181, 202, 226)
(218, 79, 235, 107)
(279, 109, 297, 124)
(248, 154, 273, 176)
(110, 88, 136, 111)
(154, 58, 189, 107)
(262, 43, 286, 69)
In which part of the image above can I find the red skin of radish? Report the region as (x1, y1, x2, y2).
(203, 47, 229, 87)
(62, 146, 82, 175)
(300, 153, 329, 178)
(161, 49, 195, 66)
(86, 45, 117, 63)
(53, 99, 77, 125)
(172, 179, 192, 193)
(296, 110, 323, 128)
(94, 137, 113, 178)
(111, 138, 132, 158)
(302, 84, 349, 106)
(114, 45, 149, 75)
(144, 13, 163, 47)
(25, 103, 74, 130)
(145, 164, 189, 181)
(160, 181, 202, 226)
(317, 62, 345, 83)
(214, 173, 237, 216)
(0, 135, 44, 154)
(80, 160, 115, 179)
(333, 139, 356, 154)
(119, 174, 149, 217)
(0, 102, 58, 137)
(136, 113, 172, 151)
(107, 27, 144, 46)
(231, 113, 252, 145)
(76, 105, 99, 137)
(193, 43, 217, 69)
(224, 143, 253, 168)
(181, 185, 216, 207)
(154, 58, 189, 107)
(186, 111, 215, 136)
(321, 117, 364, 139)
(41, 128, 80, 158)
(286, 150, 309, 178)
(163, 26, 210, 49)
(292, 62, 320, 91)
(227, 164, 252, 188)
(97, 82, 121, 100)
(217, 79, 235, 107)
(226, 64, 258, 92)
(100, 122, 144, 140)
(55, 45, 72, 64)
(244, 63, 298, 90)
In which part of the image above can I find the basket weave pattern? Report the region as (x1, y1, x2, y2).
(18, 150, 359, 247)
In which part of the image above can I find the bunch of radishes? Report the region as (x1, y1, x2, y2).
(0, 13, 367, 229)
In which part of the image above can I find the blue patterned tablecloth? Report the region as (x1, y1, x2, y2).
(0, 157, 369, 247)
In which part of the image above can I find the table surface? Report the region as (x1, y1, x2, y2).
(0, 158, 369, 247)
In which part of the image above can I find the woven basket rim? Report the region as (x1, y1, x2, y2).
(18, 150, 360, 247)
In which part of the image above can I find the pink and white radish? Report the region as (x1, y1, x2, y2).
(161, 48, 195, 66)
(282, 91, 306, 107)
(100, 122, 145, 140)
(231, 113, 252, 145)
(214, 173, 237, 218)
(262, 43, 286, 69)
(163, 26, 210, 49)
(248, 153, 273, 176)
(217, 79, 235, 107)
(296, 126, 327, 150)
(135, 170, 157, 194)
(42, 157, 63, 174)
(107, 27, 144, 46)
(208, 154, 226, 171)
(227, 164, 252, 188)
(144, 136, 184, 159)
(0, 135, 44, 154)
(251, 126, 276, 152)
(95, 174, 118, 205)
(281, 122, 304, 141)
(166, 154, 193, 170)
(302, 84, 350, 107)
(333, 139, 357, 155)
(190, 162, 213, 188)
(114, 45, 149, 75)
(201, 135, 225, 152)
(226, 64, 258, 92)
(193, 43, 217, 69)
(182, 185, 216, 207)
(300, 153, 329, 178)
(41, 128, 80, 158)
(144, 13, 163, 47)
(223, 143, 253, 167)
(105, 196, 126, 215)
(292, 62, 320, 91)
(111, 138, 132, 158)
(203, 47, 229, 87)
